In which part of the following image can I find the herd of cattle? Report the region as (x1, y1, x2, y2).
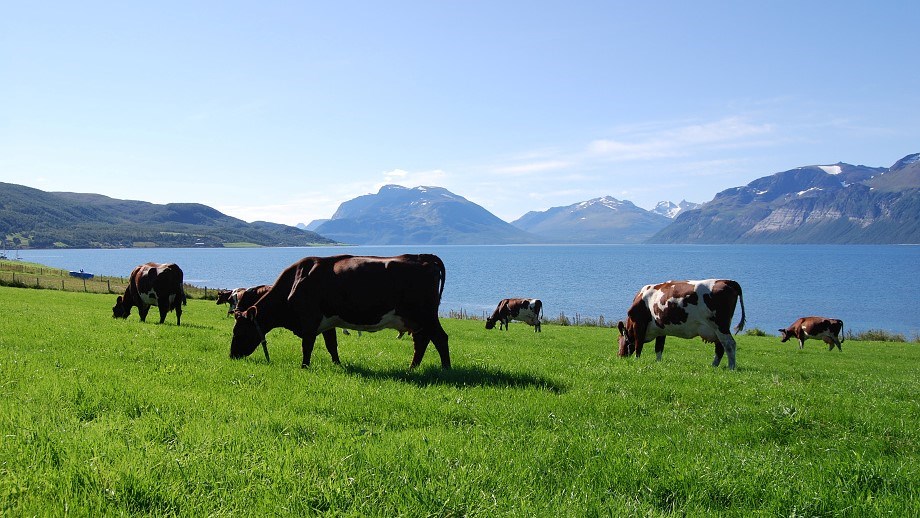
(111, 255, 845, 370)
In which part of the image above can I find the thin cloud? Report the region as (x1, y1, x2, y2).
(588, 117, 774, 161)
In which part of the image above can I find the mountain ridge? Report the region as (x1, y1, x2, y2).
(0, 182, 336, 248)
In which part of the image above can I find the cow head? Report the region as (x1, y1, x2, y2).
(112, 296, 131, 319)
(778, 329, 792, 342)
(485, 317, 498, 330)
(230, 307, 263, 358)
(216, 289, 232, 305)
(616, 320, 636, 357)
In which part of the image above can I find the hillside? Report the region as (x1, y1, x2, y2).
(648, 154, 920, 244)
(511, 196, 672, 243)
(312, 185, 539, 245)
(0, 182, 337, 248)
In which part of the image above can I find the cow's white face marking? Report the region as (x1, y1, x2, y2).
(317, 310, 408, 334)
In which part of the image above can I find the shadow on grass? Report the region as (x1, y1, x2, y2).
(342, 363, 567, 393)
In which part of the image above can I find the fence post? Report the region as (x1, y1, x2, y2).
(83, 277, 87, 292)
(36, 277, 40, 288)
(107, 280, 111, 292)
(62, 279, 65, 290)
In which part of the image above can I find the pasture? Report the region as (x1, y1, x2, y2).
(1, 286, 918, 516)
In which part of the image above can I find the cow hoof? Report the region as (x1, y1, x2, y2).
(301, 363, 309, 369)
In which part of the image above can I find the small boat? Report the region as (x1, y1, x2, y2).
(69, 270, 94, 280)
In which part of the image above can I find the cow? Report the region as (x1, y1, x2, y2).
(485, 298, 543, 332)
(112, 262, 187, 325)
(616, 279, 746, 369)
(230, 254, 450, 369)
(216, 285, 271, 316)
(779, 317, 844, 351)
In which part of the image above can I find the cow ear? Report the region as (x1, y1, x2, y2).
(244, 306, 258, 321)
(116, 296, 123, 304)
(617, 321, 626, 335)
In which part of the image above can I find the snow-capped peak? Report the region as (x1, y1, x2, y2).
(818, 165, 842, 175)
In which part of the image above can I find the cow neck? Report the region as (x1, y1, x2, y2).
(250, 288, 290, 336)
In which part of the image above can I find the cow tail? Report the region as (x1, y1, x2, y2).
(437, 258, 446, 303)
(730, 280, 746, 333)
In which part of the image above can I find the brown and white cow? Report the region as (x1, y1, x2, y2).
(113, 262, 186, 325)
(216, 285, 271, 316)
(230, 254, 450, 369)
(779, 317, 844, 351)
(485, 298, 543, 332)
(617, 279, 746, 369)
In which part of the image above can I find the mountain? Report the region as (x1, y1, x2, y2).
(0, 182, 337, 248)
(651, 200, 702, 219)
(647, 154, 920, 244)
(312, 185, 539, 245)
(511, 196, 672, 243)
(297, 220, 328, 232)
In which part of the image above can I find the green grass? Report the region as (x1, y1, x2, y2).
(1, 286, 918, 516)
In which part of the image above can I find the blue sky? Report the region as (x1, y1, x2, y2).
(2, 1, 918, 225)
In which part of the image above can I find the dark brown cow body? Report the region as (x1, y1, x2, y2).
(217, 285, 271, 316)
(230, 254, 450, 369)
(112, 262, 186, 325)
(779, 317, 844, 351)
(485, 298, 543, 332)
(617, 279, 746, 369)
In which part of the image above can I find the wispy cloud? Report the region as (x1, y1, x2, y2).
(588, 117, 775, 160)
(488, 116, 776, 176)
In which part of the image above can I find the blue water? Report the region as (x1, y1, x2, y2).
(13, 245, 920, 336)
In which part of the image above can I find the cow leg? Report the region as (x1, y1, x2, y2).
(834, 338, 842, 351)
(321, 329, 341, 364)
(138, 304, 150, 322)
(301, 334, 318, 368)
(712, 341, 725, 367)
(174, 301, 182, 326)
(721, 335, 738, 370)
(535, 320, 541, 332)
(410, 332, 430, 369)
(429, 320, 451, 369)
(654, 336, 665, 361)
(799, 338, 805, 350)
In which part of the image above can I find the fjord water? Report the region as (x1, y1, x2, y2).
(16, 244, 920, 336)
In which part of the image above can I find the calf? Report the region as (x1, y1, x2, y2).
(485, 298, 543, 332)
(617, 279, 746, 369)
(113, 262, 186, 325)
(779, 317, 844, 351)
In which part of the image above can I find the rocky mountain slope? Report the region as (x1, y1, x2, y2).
(648, 153, 920, 244)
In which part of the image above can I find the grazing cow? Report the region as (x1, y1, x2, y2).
(779, 317, 844, 351)
(617, 279, 746, 369)
(112, 262, 187, 325)
(230, 254, 450, 369)
(485, 298, 543, 332)
(216, 285, 271, 316)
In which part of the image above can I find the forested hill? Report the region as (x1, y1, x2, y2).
(0, 182, 336, 248)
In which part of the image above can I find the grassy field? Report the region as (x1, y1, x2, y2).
(1, 286, 918, 516)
